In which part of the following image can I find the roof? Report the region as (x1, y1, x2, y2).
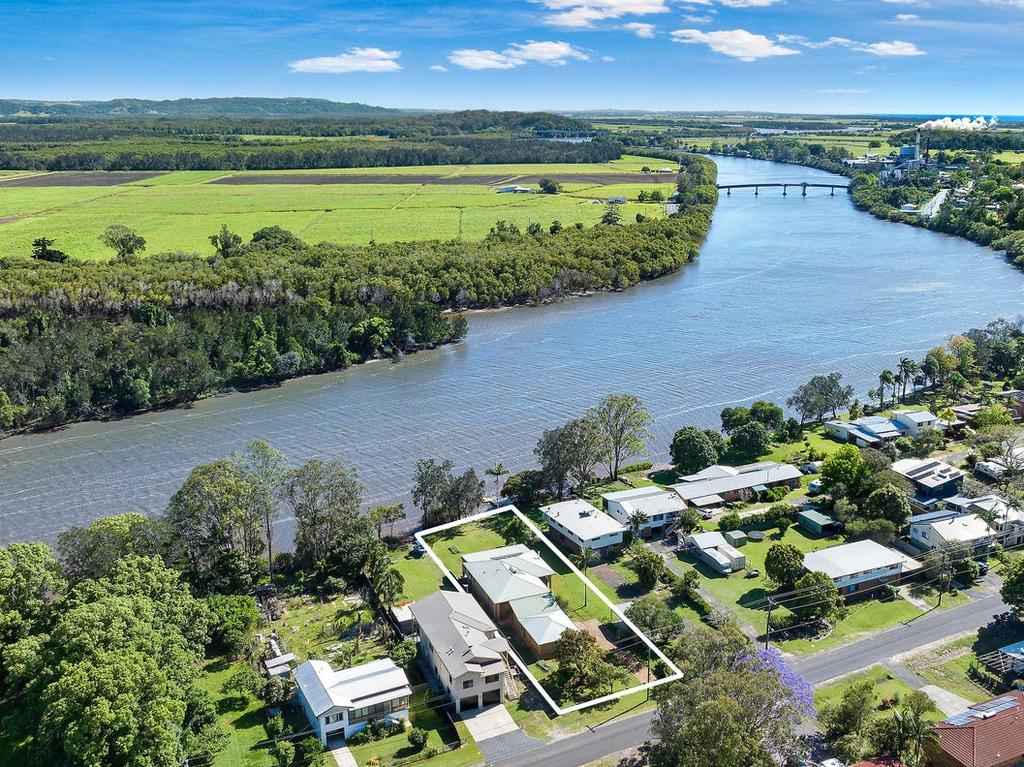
(691, 494, 725, 507)
(998, 639, 1024, 659)
(689, 531, 727, 550)
(936, 691, 1024, 767)
(509, 593, 575, 646)
(670, 462, 802, 502)
(602, 486, 687, 518)
(803, 539, 907, 580)
(541, 499, 625, 541)
(294, 657, 411, 717)
(678, 465, 740, 482)
(851, 759, 906, 767)
(410, 591, 508, 678)
(464, 559, 550, 604)
(264, 653, 296, 670)
(798, 509, 837, 526)
(892, 458, 964, 490)
(462, 544, 555, 579)
(894, 409, 938, 425)
(922, 513, 993, 544)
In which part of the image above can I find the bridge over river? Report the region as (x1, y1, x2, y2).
(717, 181, 850, 196)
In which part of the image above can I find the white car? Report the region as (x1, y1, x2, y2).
(808, 479, 823, 495)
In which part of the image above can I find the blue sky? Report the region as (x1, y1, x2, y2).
(2, 0, 1020, 114)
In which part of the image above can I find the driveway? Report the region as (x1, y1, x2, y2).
(461, 704, 520, 741)
(921, 684, 973, 716)
(326, 738, 358, 767)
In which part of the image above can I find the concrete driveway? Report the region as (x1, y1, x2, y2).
(921, 684, 974, 716)
(460, 704, 519, 741)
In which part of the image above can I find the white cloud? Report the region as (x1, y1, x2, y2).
(686, 0, 783, 5)
(895, 13, 919, 20)
(539, 0, 670, 28)
(448, 40, 590, 69)
(778, 34, 926, 56)
(430, 64, 448, 72)
(289, 47, 402, 73)
(671, 28, 800, 60)
(624, 21, 657, 37)
(818, 88, 869, 94)
(601, 55, 617, 61)
(857, 39, 925, 56)
(682, 14, 713, 22)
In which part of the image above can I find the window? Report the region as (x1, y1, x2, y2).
(485, 675, 499, 684)
(463, 679, 474, 690)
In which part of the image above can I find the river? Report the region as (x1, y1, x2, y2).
(2, 156, 1023, 546)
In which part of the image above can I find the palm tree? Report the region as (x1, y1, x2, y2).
(485, 462, 509, 500)
(900, 357, 919, 401)
(574, 545, 595, 607)
(880, 369, 895, 407)
(892, 706, 938, 767)
(627, 509, 648, 541)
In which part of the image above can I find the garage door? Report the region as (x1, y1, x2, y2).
(482, 689, 501, 706)
(460, 695, 479, 712)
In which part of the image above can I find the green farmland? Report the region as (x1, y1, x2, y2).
(0, 155, 677, 260)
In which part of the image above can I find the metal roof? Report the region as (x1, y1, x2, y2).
(294, 658, 411, 717)
(410, 591, 508, 679)
(541, 499, 625, 540)
(803, 540, 907, 580)
(670, 462, 802, 502)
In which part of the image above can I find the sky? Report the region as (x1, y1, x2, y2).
(2, 0, 1021, 114)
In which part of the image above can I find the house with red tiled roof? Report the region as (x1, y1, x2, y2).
(851, 758, 905, 767)
(929, 690, 1024, 767)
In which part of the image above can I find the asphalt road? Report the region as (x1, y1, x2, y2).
(491, 591, 1009, 767)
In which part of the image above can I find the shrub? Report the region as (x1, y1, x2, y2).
(264, 714, 284, 740)
(620, 461, 653, 474)
(718, 511, 742, 532)
(390, 639, 418, 668)
(408, 728, 429, 751)
(296, 737, 327, 767)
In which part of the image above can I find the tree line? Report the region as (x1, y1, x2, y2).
(0, 156, 717, 434)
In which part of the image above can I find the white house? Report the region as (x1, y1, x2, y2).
(411, 590, 509, 713)
(892, 409, 945, 437)
(909, 511, 994, 552)
(601, 486, 687, 537)
(541, 499, 625, 557)
(802, 539, 919, 595)
(294, 657, 412, 745)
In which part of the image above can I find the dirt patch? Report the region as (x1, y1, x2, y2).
(211, 172, 670, 186)
(577, 618, 616, 651)
(0, 171, 166, 187)
(0, 217, 17, 225)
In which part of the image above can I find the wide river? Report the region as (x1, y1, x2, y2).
(2, 156, 1023, 546)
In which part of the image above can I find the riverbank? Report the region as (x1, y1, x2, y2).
(3, 156, 1022, 547)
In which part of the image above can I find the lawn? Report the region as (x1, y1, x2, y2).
(907, 631, 1018, 704)
(347, 690, 483, 767)
(509, 688, 655, 740)
(267, 591, 384, 663)
(0, 155, 676, 259)
(814, 665, 942, 721)
(675, 525, 924, 654)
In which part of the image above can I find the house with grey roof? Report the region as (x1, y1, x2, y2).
(294, 657, 412, 744)
(541, 499, 625, 557)
(410, 590, 509, 713)
(601, 486, 687, 537)
(802, 539, 921, 595)
(686, 531, 746, 574)
(669, 462, 802, 512)
(824, 415, 903, 447)
(462, 546, 574, 659)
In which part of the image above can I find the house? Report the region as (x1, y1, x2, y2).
(655, 167, 676, 173)
(687, 531, 746, 574)
(294, 657, 412, 745)
(909, 511, 994, 553)
(892, 458, 964, 501)
(461, 545, 574, 658)
(410, 590, 509, 713)
(825, 415, 902, 447)
(263, 652, 296, 678)
(930, 691, 1024, 767)
(802, 539, 920, 595)
(607, 196, 627, 204)
(669, 462, 802, 512)
(891, 409, 946, 437)
(495, 185, 534, 194)
(601, 486, 687, 537)
(975, 446, 1024, 482)
(797, 509, 838, 536)
(947, 495, 1024, 547)
(541, 499, 625, 557)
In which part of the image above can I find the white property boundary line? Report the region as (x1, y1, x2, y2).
(413, 504, 682, 716)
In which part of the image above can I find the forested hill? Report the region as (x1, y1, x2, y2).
(0, 97, 405, 118)
(0, 155, 717, 435)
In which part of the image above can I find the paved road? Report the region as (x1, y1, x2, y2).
(491, 591, 1009, 767)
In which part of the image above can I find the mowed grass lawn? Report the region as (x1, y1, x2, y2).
(814, 665, 943, 721)
(675, 525, 923, 654)
(0, 155, 675, 259)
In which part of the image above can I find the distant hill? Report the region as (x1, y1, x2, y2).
(0, 97, 409, 118)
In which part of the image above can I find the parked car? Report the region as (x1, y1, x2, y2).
(808, 479, 823, 495)
(979, 561, 989, 576)
(745, 568, 760, 579)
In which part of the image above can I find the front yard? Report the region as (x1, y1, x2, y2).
(673, 525, 925, 653)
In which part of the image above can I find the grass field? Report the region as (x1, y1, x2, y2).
(0, 155, 676, 259)
(814, 665, 943, 721)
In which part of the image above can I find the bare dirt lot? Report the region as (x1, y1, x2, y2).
(211, 172, 670, 186)
(0, 171, 166, 187)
